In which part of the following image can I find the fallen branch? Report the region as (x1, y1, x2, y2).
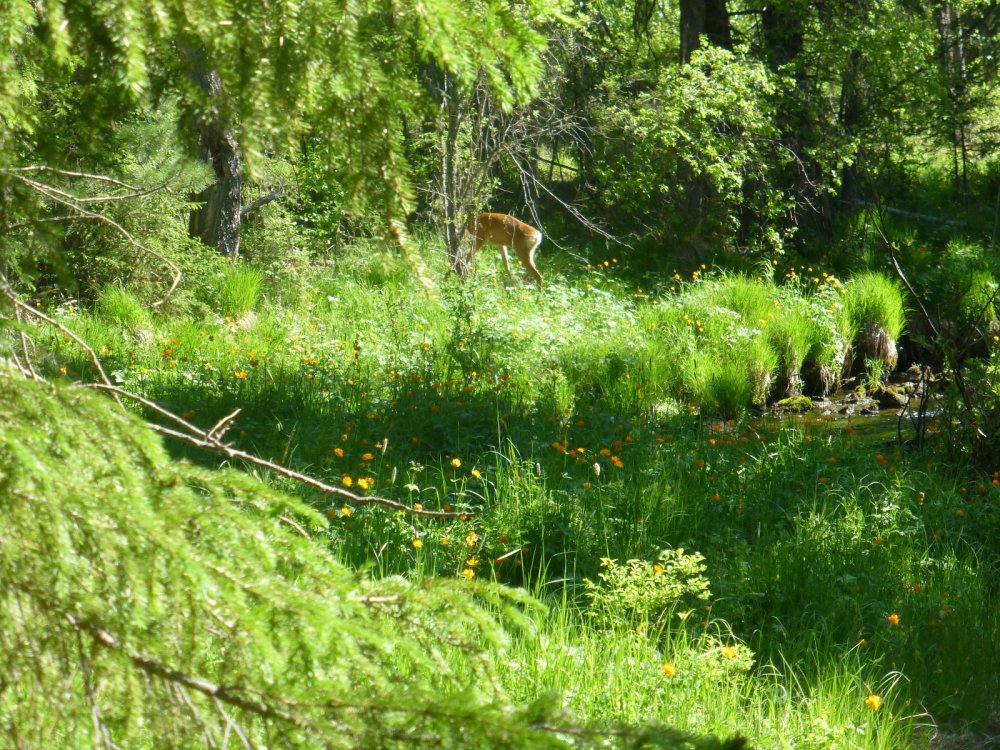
(1, 275, 468, 519)
(89, 384, 471, 519)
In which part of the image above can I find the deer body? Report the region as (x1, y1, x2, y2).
(467, 212, 543, 289)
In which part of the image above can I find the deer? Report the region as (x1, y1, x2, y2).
(465, 212, 544, 289)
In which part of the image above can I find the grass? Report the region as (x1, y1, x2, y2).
(25, 245, 1000, 747)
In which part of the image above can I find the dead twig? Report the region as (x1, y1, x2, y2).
(3, 170, 182, 306)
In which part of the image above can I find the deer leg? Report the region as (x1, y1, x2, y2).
(499, 245, 514, 281)
(518, 235, 543, 289)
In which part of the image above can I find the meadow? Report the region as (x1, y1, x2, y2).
(37, 240, 1000, 749)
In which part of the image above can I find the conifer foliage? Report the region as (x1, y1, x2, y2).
(0, 372, 737, 749)
(0, 373, 542, 747)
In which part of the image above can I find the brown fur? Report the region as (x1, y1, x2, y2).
(466, 212, 543, 289)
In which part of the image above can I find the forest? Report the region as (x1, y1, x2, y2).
(2, 0, 1000, 748)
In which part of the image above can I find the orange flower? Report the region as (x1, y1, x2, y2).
(333, 447, 344, 457)
(361, 452, 374, 461)
(661, 662, 677, 678)
(694, 459, 705, 469)
(887, 613, 900, 626)
(461, 568, 475, 580)
(342, 475, 353, 487)
(865, 694, 882, 711)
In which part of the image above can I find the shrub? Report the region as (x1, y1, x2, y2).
(584, 549, 712, 630)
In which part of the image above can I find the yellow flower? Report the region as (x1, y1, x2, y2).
(412, 538, 423, 549)
(466, 556, 479, 566)
(661, 662, 677, 678)
(441, 535, 450, 545)
(340, 506, 352, 517)
(450, 457, 462, 468)
(461, 568, 475, 580)
(721, 646, 737, 660)
(653, 563, 665, 575)
(865, 694, 883, 711)
(887, 613, 900, 626)
(234, 370, 248, 380)
(471, 468, 482, 479)
(342, 475, 353, 488)
(357, 477, 373, 490)
(465, 531, 478, 547)
(361, 452, 374, 461)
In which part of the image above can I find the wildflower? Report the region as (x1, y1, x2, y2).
(911, 584, 921, 592)
(342, 475, 354, 488)
(827, 456, 837, 465)
(611, 456, 624, 469)
(582, 481, 592, 489)
(234, 370, 249, 380)
(451, 457, 462, 468)
(441, 535, 449, 545)
(362, 452, 374, 461)
(334, 447, 344, 457)
(721, 646, 737, 660)
(955, 508, 965, 518)
(653, 563, 665, 575)
(874, 537, 884, 546)
(694, 458, 705, 469)
(471, 468, 482, 479)
(661, 662, 677, 678)
(357, 477, 373, 490)
(865, 694, 883, 711)
(465, 531, 478, 547)
(412, 538, 423, 549)
(461, 568, 475, 580)
(341, 506, 352, 518)
(887, 613, 900, 626)
(466, 556, 479, 566)
(600, 448, 612, 456)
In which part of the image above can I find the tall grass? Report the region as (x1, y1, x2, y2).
(218, 263, 265, 318)
(95, 284, 152, 330)
(32, 242, 1000, 746)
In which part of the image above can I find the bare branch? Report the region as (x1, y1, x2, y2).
(240, 189, 285, 218)
(6, 173, 183, 307)
(87, 384, 471, 518)
(0, 270, 121, 407)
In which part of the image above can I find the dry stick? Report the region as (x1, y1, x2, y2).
(0, 273, 122, 409)
(2, 279, 463, 520)
(87, 383, 472, 519)
(10, 174, 182, 306)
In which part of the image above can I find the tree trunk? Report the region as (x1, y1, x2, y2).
(185, 57, 242, 258)
(679, 0, 730, 64)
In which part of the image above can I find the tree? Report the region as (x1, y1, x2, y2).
(0, 0, 560, 281)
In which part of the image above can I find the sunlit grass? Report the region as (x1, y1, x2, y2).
(32, 242, 1000, 745)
